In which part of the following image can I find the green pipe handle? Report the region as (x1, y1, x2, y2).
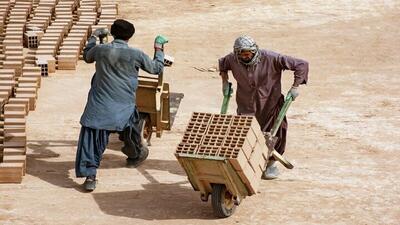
(220, 82, 233, 114)
(270, 92, 293, 137)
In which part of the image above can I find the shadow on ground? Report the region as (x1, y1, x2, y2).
(170, 92, 184, 127)
(92, 181, 215, 220)
(26, 140, 185, 189)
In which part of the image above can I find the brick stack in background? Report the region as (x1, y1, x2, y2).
(176, 112, 269, 194)
(96, 2, 117, 29)
(0, 0, 119, 183)
(89, 1, 118, 43)
(0, 0, 33, 183)
(57, 0, 97, 70)
(34, 0, 62, 75)
(3, 0, 31, 78)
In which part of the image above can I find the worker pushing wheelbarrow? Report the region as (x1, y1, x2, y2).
(176, 35, 309, 217)
(219, 35, 308, 179)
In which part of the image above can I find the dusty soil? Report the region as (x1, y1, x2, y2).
(1, 1, 400, 224)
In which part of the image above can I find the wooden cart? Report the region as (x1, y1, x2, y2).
(175, 94, 295, 218)
(176, 153, 253, 218)
(136, 72, 170, 145)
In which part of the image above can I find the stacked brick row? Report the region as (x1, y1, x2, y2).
(57, 0, 98, 70)
(24, 0, 51, 49)
(91, 1, 118, 41)
(0, 1, 45, 183)
(88, 2, 116, 48)
(0, 0, 119, 183)
(1, 85, 30, 183)
(0, 1, 12, 67)
(0, 0, 41, 183)
(176, 112, 270, 194)
(34, 0, 67, 75)
(0, 67, 39, 183)
(26, 0, 55, 31)
(96, 2, 117, 29)
(57, 0, 118, 69)
(2, 1, 31, 78)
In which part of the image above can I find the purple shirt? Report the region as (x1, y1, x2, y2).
(219, 49, 308, 120)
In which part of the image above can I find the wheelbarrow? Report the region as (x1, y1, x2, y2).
(176, 83, 294, 218)
(118, 56, 174, 146)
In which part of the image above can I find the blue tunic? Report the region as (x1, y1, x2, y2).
(80, 37, 164, 131)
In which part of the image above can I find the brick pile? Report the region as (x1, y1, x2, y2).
(58, 0, 118, 69)
(0, 0, 118, 183)
(57, 0, 95, 70)
(0, 0, 35, 183)
(176, 112, 270, 194)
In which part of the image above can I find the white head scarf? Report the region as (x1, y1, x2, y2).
(233, 35, 261, 67)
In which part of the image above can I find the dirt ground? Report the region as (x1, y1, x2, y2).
(1, 0, 400, 224)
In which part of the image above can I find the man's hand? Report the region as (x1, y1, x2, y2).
(92, 28, 109, 38)
(154, 35, 168, 50)
(288, 86, 299, 100)
(220, 71, 230, 96)
(222, 82, 230, 96)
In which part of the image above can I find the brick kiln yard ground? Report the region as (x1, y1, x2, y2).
(1, 1, 400, 224)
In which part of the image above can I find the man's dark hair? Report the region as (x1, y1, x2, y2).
(111, 19, 135, 40)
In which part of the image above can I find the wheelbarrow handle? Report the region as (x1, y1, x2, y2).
(220, 82, 233, 114)
(270, 92, 293, 137)
(266, 92, 295, 169)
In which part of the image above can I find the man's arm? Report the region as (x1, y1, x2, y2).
(277, 54, 309, 87)
(137, 49, 164, 75)
(83, 36, 98, 63)
(220, 71, 230, 95)
(218, 54, 233, 95)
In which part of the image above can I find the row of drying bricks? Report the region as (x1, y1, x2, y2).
(0, 73, 38, 183)
(0, 1, 117, 71)
(0, 1, 59, 75)
(30, 2, 117, 70)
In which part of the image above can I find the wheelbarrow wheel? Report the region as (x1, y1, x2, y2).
(211, 184, 237, 218)
(139, 114, 152, 146)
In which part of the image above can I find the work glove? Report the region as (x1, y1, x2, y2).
(92, 28, 109, 38)
(287, 86, 299, 101)
(154, 35, 168, 50)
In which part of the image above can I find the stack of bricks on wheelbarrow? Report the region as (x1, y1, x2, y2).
(176, 112, 270, 194)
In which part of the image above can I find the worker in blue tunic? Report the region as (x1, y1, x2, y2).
(75, 19, 168, 191)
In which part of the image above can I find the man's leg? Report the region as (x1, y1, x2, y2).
(257, 99, 288, 180)
(75, 126, 110, 191)
(122, 121, 149, 168)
